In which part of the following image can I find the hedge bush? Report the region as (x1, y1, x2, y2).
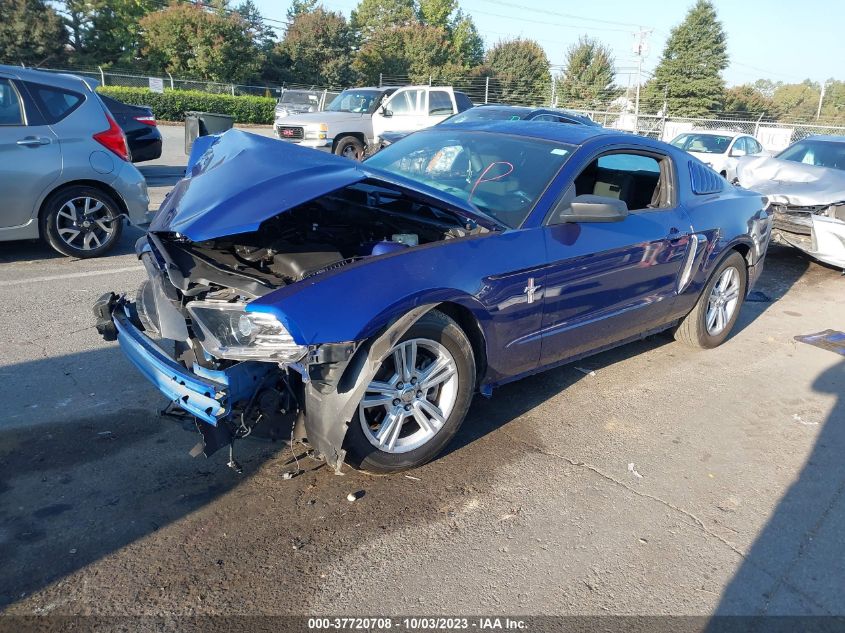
(96, 86, 276, 125)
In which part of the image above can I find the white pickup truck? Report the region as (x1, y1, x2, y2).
(274, 85, 473, 160)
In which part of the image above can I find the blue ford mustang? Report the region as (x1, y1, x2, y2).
(94, 122, 772, 473)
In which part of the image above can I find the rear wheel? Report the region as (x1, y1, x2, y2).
(344, 310, 475, 473)
(41, 185, 123, 258)
(674, 251, 747, 348)
(333, 135, 365, 161)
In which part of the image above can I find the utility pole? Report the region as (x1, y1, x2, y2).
(816, 80, 830, 121)
(632, 27, 652, 135)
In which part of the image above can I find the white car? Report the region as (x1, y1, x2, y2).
(275, 85, 472, 160)
(669, 131, 767, 180)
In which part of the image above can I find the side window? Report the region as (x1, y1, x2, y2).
(732, 137, 748, 156)
(388, 89, 423, 116)
(549, 152, 670, 224)
(454, 92, 473, 112)
(23, 81, 84, 124)
(0, 79, 24, 126)
(748, 138, 762, 154)
(429, 90, 453, 115)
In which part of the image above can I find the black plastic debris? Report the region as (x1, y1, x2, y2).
(794, 330, 845, 356)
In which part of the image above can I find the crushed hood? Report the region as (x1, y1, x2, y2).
(150, 129, 499, 242)
(735, 155, 845, 206)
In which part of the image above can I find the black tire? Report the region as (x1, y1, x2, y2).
(344, 310, 476, 473)
(41, 185, 123, 258)
(674, 250, 747, 348)
(333, 135, 366, 161)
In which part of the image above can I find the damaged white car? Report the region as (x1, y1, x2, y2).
(735, 135, 845, 269)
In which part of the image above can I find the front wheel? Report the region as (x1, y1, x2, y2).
(674, 250, 747, 348)
(333, 135, 366, 161)
(344, 310, 476, 473)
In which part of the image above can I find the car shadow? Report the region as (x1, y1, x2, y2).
(0, 342, 553, 612)
(0, 226, 145, 265)
(724, 244, 810, 340)
(706, 358, 845, 621)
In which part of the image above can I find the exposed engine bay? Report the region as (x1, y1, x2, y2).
(153, 182, 485, 298)
(95, 181, 488, 470)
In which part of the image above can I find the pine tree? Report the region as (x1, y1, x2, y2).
(556, 36, 618, 109)
(642, 0, 727, 117)
(0, 0, 67, 66)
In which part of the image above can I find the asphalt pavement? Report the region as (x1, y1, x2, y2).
(1, 125, 844, 618)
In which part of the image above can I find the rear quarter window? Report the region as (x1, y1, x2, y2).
(688, 160, 724, 195)
(23, 81, 85, 124)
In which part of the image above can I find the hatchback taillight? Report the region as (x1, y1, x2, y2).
(134, 115, 157, 127)
(93, 111, 130, 161)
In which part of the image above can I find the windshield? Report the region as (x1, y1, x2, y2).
(279, 91, 318, 106)
(670, 133, 733, 154)
(449, 108, 530, 124)
(326, 89, 383, 114)
(776, 139, 845, 171)
(365, 129, 574, 228)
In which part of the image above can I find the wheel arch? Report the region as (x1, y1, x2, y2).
(331, 132, 367, 153)
(38, 179, 129, 224)
(434, 301, 488, 389)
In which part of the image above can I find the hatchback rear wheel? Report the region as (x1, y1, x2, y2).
(41, 185, 123, 258)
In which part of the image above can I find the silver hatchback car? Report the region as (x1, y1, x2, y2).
(0, 65, 150, 258)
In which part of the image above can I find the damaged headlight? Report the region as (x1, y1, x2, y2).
(187, 301, 306, 362)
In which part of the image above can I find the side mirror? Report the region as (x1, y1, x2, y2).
(380, 105, 393, 117)
(562, 195, 628, 223)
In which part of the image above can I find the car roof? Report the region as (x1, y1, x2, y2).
(685, 129, 746, 138)
(0, 64, 94, 93)
(801, 134, 845, 143)
(439, 119, 622, 146)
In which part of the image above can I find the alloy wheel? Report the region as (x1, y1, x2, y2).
(55, 196, 116, 252)
(706, 266, 741, 336)
(358, 338, 459, 454)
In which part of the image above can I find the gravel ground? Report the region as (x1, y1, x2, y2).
(1, 126, 844, 617)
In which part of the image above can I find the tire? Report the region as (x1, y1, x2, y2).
(333, 135, 366, 161)
(674, 250, 747, 348)
(41, 185, 123, 258)
(344, 310, 476, 473)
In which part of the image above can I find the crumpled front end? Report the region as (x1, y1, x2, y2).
(768, 203, 845, 269)
(736, 156, 845, 269)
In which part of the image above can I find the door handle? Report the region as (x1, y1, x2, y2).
(16, 136, 51, 147)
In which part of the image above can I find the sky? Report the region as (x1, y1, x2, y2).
(252, 0, 843, 87)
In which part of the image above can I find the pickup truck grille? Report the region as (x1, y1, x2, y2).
(276, 126, 304, 140)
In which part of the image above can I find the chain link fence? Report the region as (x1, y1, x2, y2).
(33, 63, 845, 145)
(568, 109, 845, 152)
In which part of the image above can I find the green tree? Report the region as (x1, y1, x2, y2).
(642, 0, 728, 117)
(350, 0, 416, 37)
(722, 84, 780, 119)
(79, 0, 161, 67)
(353, 23, 455, 84)
(770, 80, 821, 121)
(237, 0, 276, 51)
(556, 36, 618, 109)
(485, 38, 551, 105)
(286, 0, 317, 21)
(0, 0, 67, 66)
(139, 3, 263, 82)
(418, 0, 456, 29)
(276, 7, 356, 87)
(450, 10, 484, 68)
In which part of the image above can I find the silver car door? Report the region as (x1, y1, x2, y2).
(0, 76, 61, 229)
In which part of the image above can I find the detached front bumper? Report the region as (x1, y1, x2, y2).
(771, 207, 845, 269)
(94, 294, 271, 427)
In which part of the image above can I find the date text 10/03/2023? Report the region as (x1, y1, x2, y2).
(307, 617, 528, 630)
